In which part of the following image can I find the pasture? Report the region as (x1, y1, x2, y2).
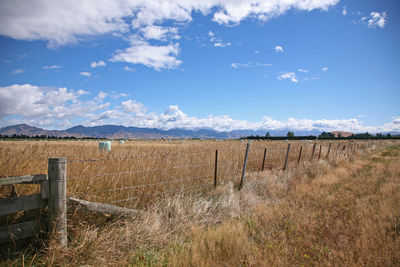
(1, 139, 398, 266)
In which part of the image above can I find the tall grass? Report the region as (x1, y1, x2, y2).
(0, 139, 355, 208)
(0, 139, 396, 266)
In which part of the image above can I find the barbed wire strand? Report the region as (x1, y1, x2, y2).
(67, 149, 216, 163)
(91, 174, 212, 194)
(67, 162, 213, 180)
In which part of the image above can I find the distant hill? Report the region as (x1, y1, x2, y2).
(330, 131, 353, 138)
(2, 124, 394, 140)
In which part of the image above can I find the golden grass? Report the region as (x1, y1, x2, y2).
(0, 139, 355, 208)
(0, 139, 398, 266)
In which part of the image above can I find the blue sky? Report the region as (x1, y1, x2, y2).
(0, 0, 399, 133)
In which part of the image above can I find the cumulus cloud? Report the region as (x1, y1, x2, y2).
(208, 30, 231, 47)
(1, 83, 398, 133)
(298, 68, 308, 73)
(12, 68, 25, 74)
(90, 60, 106, 68)
(231, 62, 271, 68)
(278, 72, 298, 83)
(43, 65, 62, 69)
(0, 84, 102, 128)
(0, 0, 339, 46)
(80, 71, 91, 77)
(121, 99, 146, 114)
(124, 66, 135, 72)
(367, 11, 387, 28)
(322, 67, 328, 72)
(342, 6, 347, 16)
(0, 0, 340, 69)
(140, 25, 179, 41)
(111, 40, 182, 70)
(275, 46, 283, 53)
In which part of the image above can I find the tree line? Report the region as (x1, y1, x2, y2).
(244, 131, 399, 140)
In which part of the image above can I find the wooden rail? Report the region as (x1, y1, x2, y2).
(0, 194, 43, 216)
(0, 174, 47, 185)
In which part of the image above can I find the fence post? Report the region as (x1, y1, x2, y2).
(318, 144, 322, 160)
(283, 144, 291, 171)
(311, 143, 316, 160)
(48, 158, 67, 247)
(297, 146, 303, 164)
(261, 148, 267, 171)
(214, 150, 218, 188)
(326, 143, 332, 159)
(238, 143, 250, 190)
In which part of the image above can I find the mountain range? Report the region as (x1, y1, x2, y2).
(2, 124, 397, 139)
(0, 124, 326, 139)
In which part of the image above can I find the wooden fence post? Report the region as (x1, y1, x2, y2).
(297, 146, 303, 164)
(214, 150, 218, 188)
(318, 144, 322, 160)
(326, 143, 332, 159)
(261, 148, 267, 171)
(283, 144, 291, 171)
(311, 143, 316, 160)
(48, 158, 67, 247)
(238, 143, 250, 190)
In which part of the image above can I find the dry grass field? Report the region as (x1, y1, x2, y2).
(0, 139, 399, 266)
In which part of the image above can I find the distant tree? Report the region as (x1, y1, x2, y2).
(338, 133, 342, 138)
(265, 132, 271, 138)
(318, 132, 335, 139)
(287, 131, 294, 138)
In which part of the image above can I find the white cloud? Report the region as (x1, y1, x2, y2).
(111, 40, 182, 70)
(43, 65, 62, 69)
(121, 99, 146, 114)
(95, 92, 107, 102)
(0, 1, 339, 46)
(208, 30, 231, 47)
(90, 60, 106, 68)
(12, 68, 25, 74)
(0, 84, 100, 128)
(140, 25, 179, 41)
(322, 67, 328, 72)
(1, 83, 399, 133)
(124, 66, 135, 72)
(342, 6, 347, 16)
(231, 62, 251, 68)
(278, 72, 298, 83)
(298, 68, 308, 73)
(275, 45, 283, 53)
(80, 71, 91, 77)
(0, 1, 340, 69)
(231, 62, 271, 68)
(367, 12, 387, 28)
(212, 0, 339, 25)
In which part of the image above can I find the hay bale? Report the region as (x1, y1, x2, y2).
(99, 141, 112, 151)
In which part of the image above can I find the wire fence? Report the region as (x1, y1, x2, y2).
(62, 140, 378, 209)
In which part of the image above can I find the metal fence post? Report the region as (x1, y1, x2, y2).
(214, 150, 218, 188)
(261, 148, 267, 171)
(238, 143, 250, 190)
(283, 144, 291, 171)
(297, 146, 303, 164)
(326, 143, 332, 159)
(311, 143, 316, 160)
(48, 158, 67, 247)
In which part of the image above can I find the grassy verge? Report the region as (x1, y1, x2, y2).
(160, 144, 400, 266)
